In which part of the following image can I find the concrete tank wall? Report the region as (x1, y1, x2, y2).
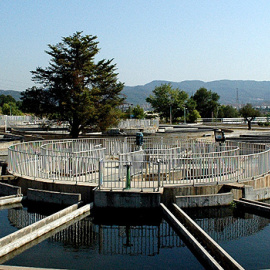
(27, 188, 81, 205)
(0, 182, 21, 196)
(4, 177, 96, 203)
(175, 192, 234, 208)
(94, 190, 161, 209)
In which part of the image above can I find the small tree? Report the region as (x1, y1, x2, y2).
(187, 109, 201, 123)
(0, 95, 16, 107)
(132, 105, 145, 119)
(217, 105, 239, 118)
(239, 103, 261, 130)
(146, 83, 188, 123)
(2, 102, 23, 115)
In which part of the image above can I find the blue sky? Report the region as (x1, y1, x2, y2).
(1, 0, 270, 91)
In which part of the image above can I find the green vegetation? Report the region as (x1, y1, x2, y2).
(239, 103, 261, 130)
(0, 94, 23, 115)
(146, 84, 190, 123)
(122, 80, 270, 105)
(192, 88, 220, 118)
(229, 201, 237, 209)
(122, 104, 146, 119)
(131, 105, 145, 119)
(21, 32, 124, 138)
(146, 84, 221, 123)
(258, 122, 270, 127)
(145, 84, 264, 126)
(217, 105, 239, 118)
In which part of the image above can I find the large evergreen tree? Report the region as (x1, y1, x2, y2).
(192, 88, 220, 118)
(22, 32, 124, 138)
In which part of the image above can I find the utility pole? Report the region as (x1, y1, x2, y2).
(236, 88, 239, 109)
(170, 105, 172, 125)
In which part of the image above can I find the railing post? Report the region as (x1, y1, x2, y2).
(157, 159, 161, 192)
(99, 159, 103, 189)
(126, 162, 131, 189)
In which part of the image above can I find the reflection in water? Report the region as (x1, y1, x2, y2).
(185, 207, 270, 242)
(7, 208, 184, 257)
(97, 222, 184, 256)
(46, 218, 184, 256)
(6, 206, 270, 258)
(0, 211, 90, 265)
(8, 208, 45, 229)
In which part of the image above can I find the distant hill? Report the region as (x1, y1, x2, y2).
(122, 80, 270, 106)
(2, 80, 270, 106)
(0, 90, 21, 101)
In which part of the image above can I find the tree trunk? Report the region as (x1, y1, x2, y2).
(70, 123, 80, 138)
(248, 120, 252, 130)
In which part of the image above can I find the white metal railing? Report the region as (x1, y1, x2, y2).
(7, 137, 270, 191)
(98, 146, 270, 190)
(0, 115, 37, 128)
(117, 119, 159, 131)
(199, 117, 270, 124)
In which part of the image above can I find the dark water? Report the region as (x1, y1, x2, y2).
(185, 207, 270, 270)
(0, 206, 203, 270)
(2, 204, 270, 269)
(0, 208, 18, 238)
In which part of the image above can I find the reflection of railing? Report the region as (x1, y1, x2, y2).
(8, 208, 45, 229)
(7, 208, 183, 256)
(194, 214, 270, 242)
(7, 207, 270, 256)
(98, 221, 185, 256)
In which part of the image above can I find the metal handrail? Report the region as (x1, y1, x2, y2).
(7, 138, 270, 190)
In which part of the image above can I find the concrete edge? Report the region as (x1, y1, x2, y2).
(0, 203, 93, 258)
(0, 195, 23, 206)
(172, 203, 244, 270)
(241, 198, 270, 207)
(0, 211, 90, 265)
(0, 202, 80, 248)
(160, 203, 223, 270)
(234, 199, 270, 214)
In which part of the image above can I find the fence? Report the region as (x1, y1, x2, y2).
(199, 117, 270, 124)
(117, 119, 159, 131)
(8, 137, 270, 191)
(0, 115, 36, 129)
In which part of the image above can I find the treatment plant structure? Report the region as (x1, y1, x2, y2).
(6, 134, 270, 208)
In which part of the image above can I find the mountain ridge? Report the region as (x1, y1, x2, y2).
(1, 79, 270, 106)
(122, 79, 270, 105)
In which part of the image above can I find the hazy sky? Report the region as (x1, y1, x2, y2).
(1, 0, 270, 91)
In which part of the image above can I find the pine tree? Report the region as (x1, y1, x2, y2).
(24, 32, 124, 138)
